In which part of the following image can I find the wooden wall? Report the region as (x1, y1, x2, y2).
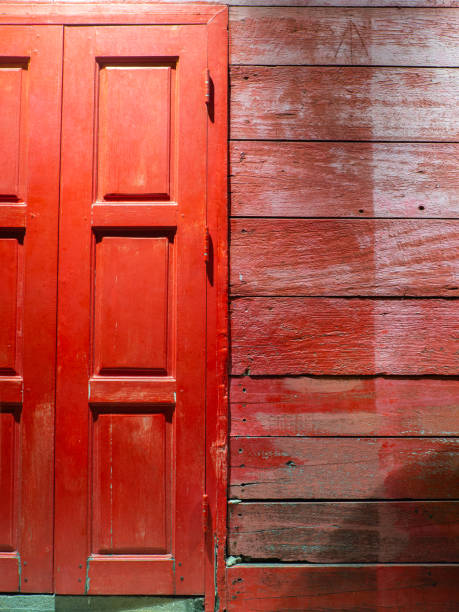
(226, 3, 459, 610)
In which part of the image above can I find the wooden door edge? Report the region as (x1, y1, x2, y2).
(205, 7, 229, 612)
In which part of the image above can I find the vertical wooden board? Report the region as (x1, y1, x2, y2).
(0, 238, 18, 372)
(230, 219, 459, 296)
(230, 142, 459, 218)
(230, 8, 459, 66)
(0, 67, 22, 198)
(98, 65, 171, 200)
(0, 25, 62, 592)
(205, 8, 229, 611)
(230, 377, 459, 437)
(0, 411, 16, 551)
(230, 67, 459, 140)
(93, 235, 170, 375)
(92, 411, 169, 555)
(228, 501, 459, 563)
(226, 565, 459, 612)
(230, 437, 459, 499)
(231, 298, 459, 375)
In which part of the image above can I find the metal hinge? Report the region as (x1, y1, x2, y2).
(205, 69, 211, 105)
(204, 226, 210, 264)
(202, 493, 209, 535)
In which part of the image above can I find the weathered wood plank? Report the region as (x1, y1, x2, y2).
(230, 142, 459, 218)
(231, 219, 459, 296)
(9, 0, 459, 5)
(230, 377, 459, 437)
(230, 437, 459, 499)
(231, 67, 459, 140)
(228, 501, 459, 562)
(231, 298, 459, 375)
(230, 8, 459, 66)
(8, 0, 459, 6)
(227, 565, 459, 612)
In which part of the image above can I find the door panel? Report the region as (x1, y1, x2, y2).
(55, 25, 208, 594)
(0, 26, 62, 592)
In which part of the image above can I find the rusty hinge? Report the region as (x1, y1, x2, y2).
(204, 226, 210, 264)
(202, 493, 209, 535)
(205, 69, 211, 105)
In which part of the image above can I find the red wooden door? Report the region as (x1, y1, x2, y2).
(54, 25, 208, 594)
(0, 26, 62, 593)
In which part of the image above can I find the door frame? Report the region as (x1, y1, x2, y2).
(0, 4, 228, 609)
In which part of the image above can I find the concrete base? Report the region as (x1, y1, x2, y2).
(0, 596, 204, 612)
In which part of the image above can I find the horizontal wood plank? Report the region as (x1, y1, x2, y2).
(6, 1, 459, 6)
(231, 67, 459, 140)
(228, 501, 459, 562)
(227, 565, 459, 612)
(230, 437, 459, 499)
(231, 298, 459, 375)
(231, 8, 459, 66)
(231, 219, 459, 296)
(230, 377, 459, 437)
(0, 3, 224, 24)
(230, 142, 459, 218)
(6, 0, 459, 6)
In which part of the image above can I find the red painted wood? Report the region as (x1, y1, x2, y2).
(204, 9, 229, 612)
(0, 25, 62, 592)
(0, 555, 19, 592)
(3, 0, 459, 6)
(226, 565, 459, 612)
(55, 24, 209, 595)
(94, 236, 171, 374)
(230, 8, 459, 66)
(0, 410, 17, 552)
(228, 501, 459, 562)
(231, 298, 459, 375)
(230, 142, 459, 218)
(231, 67, 459, 140)
(98, 65, 171, 200)
(230, 377, 459, 437)
(0, 239, 19, 371)
(92, 412, 171, 555)
(0, 378, 22, 405)
(0, 67, 22, 199)
(230, 437, 459, 499)
(87, 557, 174, 595)
(231, 219, 459, 296)
(0, 3, 225, 24)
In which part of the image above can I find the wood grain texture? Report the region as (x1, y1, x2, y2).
(230, 8, 459, 66)
(230, 142, 459, 218)
(231, 219, 459, 296)
(230, 437, 459, 499)
(5, 0, 459, 5)
(231, 67, 459, 140)
(230, 377, 459, 437)
(228, 501, 459, 562)
(231, 298, 459, 375)
(6, 0, 459, 5)
(226, 565, 459, 612)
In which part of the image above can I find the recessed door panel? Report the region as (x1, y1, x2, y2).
(93, 235, 171, 375)
(91, 410, 171, 555)
(0, 66, 24, 200)
(98, 65, 172, 200)
(0, 238, 20, 373)
(0, 409, 18, 552)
